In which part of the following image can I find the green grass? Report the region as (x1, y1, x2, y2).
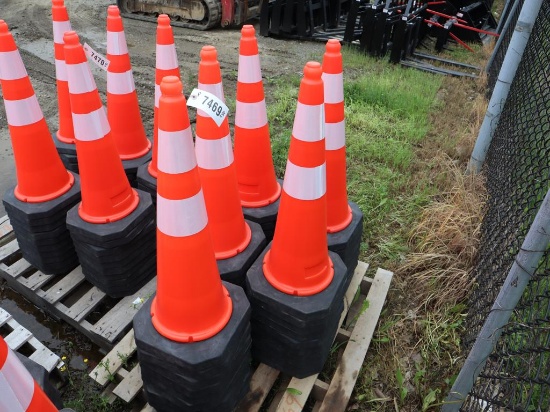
(266, 48, 443, 266)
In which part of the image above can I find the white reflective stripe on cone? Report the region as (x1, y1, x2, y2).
(107, 70, 136, 94)
(157, 190, 208, 237)
(158, 127, 197, 174)
(156, 44, 178, 70)
(53, 20, 72, 44)
(292, 102, 324, 143)
(154, 84, 161, 108)
(66, 62, 97, 95)
(55, 59, 68, 81)
(321, 72, 344, 104)
(72, 107, 110, 142)
(235, 100, 268, 129)
(4, 96, 43, 127)
(283, 161, 326, 201)
(107, 31, 128, 55)
(0, 50, 27, 81)
(237, 54, 262, 83)
(195, 134, 234, 170)
(325, 119, 346, 150)
(0, 349, 35, 412)
(197, 82, 224, 100)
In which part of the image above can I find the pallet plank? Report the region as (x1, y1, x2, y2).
(0, 239, 19, 261)
(274, 262, 369, 412)
(90, 278, 155, 343)
(64, 286, 107, 323)
(37, 267, 85, 304)
(318, 268, 393, 412)
(90, 329, 137, 387)
(113, 365, 143, 402)
(236, 363, 281, 412)
(0, 308, 12, 326)
(1, 258, 33, 279)
(27, 340, 60, 373)
(20, 270, 53, 291)
(4, 325, 32, 349)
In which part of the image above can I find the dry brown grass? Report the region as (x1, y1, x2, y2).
(401, 155, 486, 310)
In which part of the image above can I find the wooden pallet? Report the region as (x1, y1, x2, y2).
(0, 306, 64, 373)
(89, 262, 393, 412)
(0, 216, 154, 351)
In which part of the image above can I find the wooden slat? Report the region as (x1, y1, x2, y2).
(274, 262, 369, 412)
(0, 216, 13, 241)
(0, 239, 19, 261)
(37, 267, 85, 304)
(27, 340, 60, 373)
(4, 325, 32, 349)
(113, 365, 143, 402)
(1, 258, 33, 279)
(64, 286, 107, 323)
(90, 329, 137, 387)
(20, 270, 53, 291)
(91, 278, 155, 343)
(141, 404, 155, 412)
(318, 269, 393, 412)
(311, 380, 330, 402)
(0, 308, 12, 326)
(236, 363, 281, 412)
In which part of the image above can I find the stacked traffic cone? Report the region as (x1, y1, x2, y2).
(245, 62, 347, 378)
(134, 76, 251, 412)
(0, 336, 59, 412)
(0, 19, 81, 275)
(195, 45, 266, 287)
(234, 25, 281, 241)
(323, 39, 364, 287)
(106, 5, 152, 186)
(136, 14, 181, 202)
(63, 31, 156, 298)
(51, 0, 79, 173)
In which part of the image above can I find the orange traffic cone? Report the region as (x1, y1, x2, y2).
(52, 0, 75, 144)
(322, 39, 352, 232)
(263, 62, 334, 296)
(151, 75, 232, 342)
(64, 30, 139, 223)
(0, 336, 58, 412)
(195, 45, 252, 259)
(234, 25, 281, 207)
(147, 14, 181, 178)
(106, 5, 151, 160)
(0, 20, 74, 202)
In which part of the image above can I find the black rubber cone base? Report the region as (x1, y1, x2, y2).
(133, 282, 252, 412)
(136, 163, 157, 205)
(245, 245, 347, 378)
(16, 354, 64, 410)
(327, 201, 364, 290)
(66, 190, 156, 297)
(122, 149, 152, 188)
(217, 220, 267, 288)
(52, 133, 79, 174)
(2, 174, 81, 275)
(241, 179, 282, 242)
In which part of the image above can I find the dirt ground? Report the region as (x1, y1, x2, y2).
(0, 0, 326, 216)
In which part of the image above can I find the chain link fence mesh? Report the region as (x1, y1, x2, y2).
(486, 0, 525, 93)
(460, 1, 550, 410)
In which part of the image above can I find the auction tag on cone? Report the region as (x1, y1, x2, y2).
(187, 88, 229, 127)
(83, 43, 110, 71)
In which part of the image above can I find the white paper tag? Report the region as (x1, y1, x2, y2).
(187, 88, 229, 127)
(83, 42, 110, 71)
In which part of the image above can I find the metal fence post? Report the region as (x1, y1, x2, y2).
(485, 0, 522, 72)
(467, 0, 542, 174)
(442, 188, 550, 411)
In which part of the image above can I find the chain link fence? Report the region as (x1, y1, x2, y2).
(485, 0, 525, 93)
(458, 1, 550, 410)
